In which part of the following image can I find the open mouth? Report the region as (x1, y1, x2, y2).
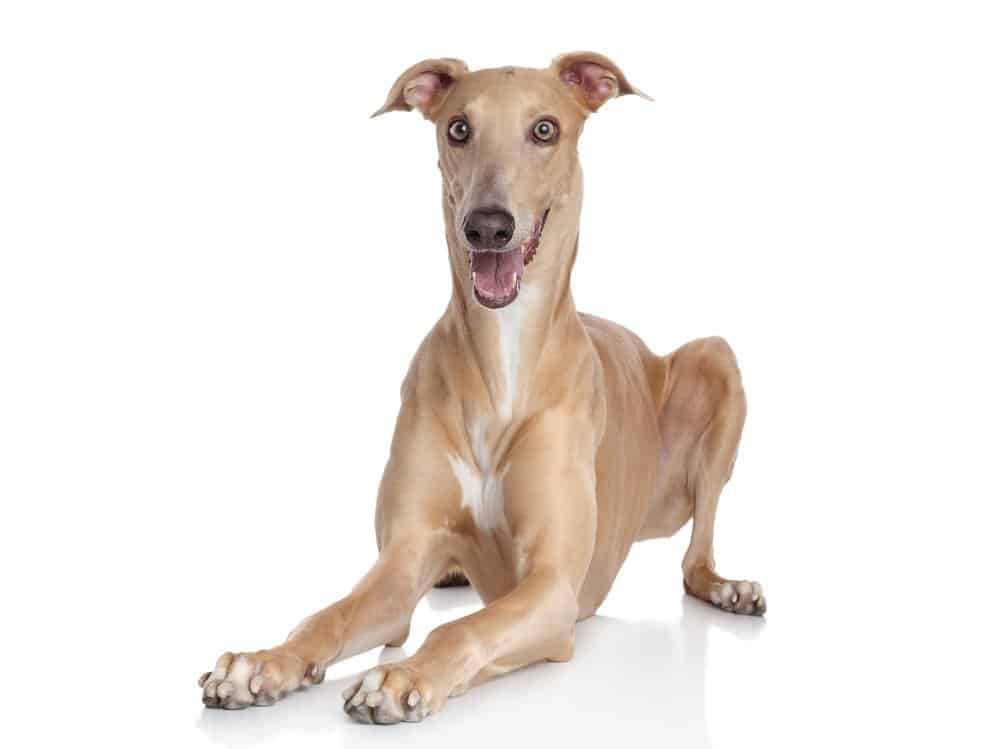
(468, 209, 549, 309)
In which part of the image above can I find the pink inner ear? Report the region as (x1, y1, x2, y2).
(561, 62, 618, 110)
(404, 72, 445, 110)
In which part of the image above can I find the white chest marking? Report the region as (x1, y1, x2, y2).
(494, 282, 537, 420)
(447, 418, 510, 532)
(448, 284, 537, 531)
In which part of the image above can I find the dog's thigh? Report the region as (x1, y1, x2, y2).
(655, 337, 765, 615)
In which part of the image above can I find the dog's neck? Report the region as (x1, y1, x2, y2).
(442, 182, 584, 421)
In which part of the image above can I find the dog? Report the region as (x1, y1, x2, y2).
(198, 52, 765, 725)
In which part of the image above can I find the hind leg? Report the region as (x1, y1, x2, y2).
(657, 337, 766, 616)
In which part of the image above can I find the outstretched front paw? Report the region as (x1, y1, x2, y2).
(342, 665, 436, 725)
(199, 649, 325, 709)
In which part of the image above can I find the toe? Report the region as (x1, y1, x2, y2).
(342, 681, 361, 702)
(735, 581, 754, 613)
(201, 652, 235, 707)
(216, 681, 234, 701)
(362, 669, 386, 691)
(373, 703, 402, 725)
(403, 687, 430, 723)
(717, 582, 737, 611)
(202, 679, 221, 707)
(749, 581, 766, 614)
(307, 663, 326, 685)
(731, 580, 766, 615)
(353, 704, 375, 724)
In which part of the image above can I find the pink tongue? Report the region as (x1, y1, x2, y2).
(471, 250, 524, 300)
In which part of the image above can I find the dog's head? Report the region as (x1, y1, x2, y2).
(374, 53, 646, 309)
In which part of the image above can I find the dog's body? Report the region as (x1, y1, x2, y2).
(199, 53, 765, 724)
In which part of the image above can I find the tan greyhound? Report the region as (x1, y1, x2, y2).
(198, 52, 766, 725)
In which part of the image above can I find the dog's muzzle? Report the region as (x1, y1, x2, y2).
(467, 209, 549, 309)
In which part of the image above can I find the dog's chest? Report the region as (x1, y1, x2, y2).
(446, 284, 541, 533)
(446, 286, 539, 532)
(447, 416, 510, 533)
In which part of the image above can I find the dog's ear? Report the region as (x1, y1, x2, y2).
(550, 52, 650, 112)
(372, 58, 468, 120)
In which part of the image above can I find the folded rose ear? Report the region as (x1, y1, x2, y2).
(372, 58, 468, 120)
(551, 51, 650, 112)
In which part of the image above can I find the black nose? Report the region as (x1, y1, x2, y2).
(464, 208, 515, 250)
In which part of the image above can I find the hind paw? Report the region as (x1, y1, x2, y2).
(708, 580, 766, 615)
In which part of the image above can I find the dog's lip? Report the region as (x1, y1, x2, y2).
(522, 207, 549, 266)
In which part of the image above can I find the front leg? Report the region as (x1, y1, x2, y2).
(199, 531, 447, 709)
(344, 418, 599, 724)
(342, 565, 581, 723)
(199, 397, 468, 709)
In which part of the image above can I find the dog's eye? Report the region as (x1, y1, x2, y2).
(448, 118, 471, 144)
(531, 118, 559, 144)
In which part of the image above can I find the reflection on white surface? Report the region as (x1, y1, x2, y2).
(195, 590, 764, 748)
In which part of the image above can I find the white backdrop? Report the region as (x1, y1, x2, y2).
(1, 2, 997, 747)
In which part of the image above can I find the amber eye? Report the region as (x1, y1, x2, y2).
(531, 118, 559, 144)
(448, 118, 471, 144)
